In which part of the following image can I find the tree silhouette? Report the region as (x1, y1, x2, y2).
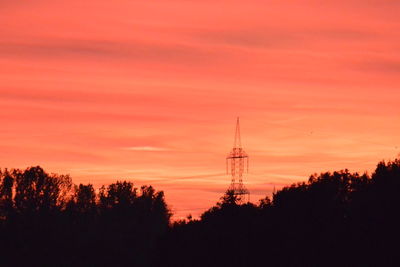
(220, 189, 240, 206)
(14, 166, 72, 214)
(0, 169, 14, 221)
(72, 184, 97, 214)
(99, 181, 137, 210)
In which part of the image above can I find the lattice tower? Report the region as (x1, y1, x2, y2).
(226, 117, 249, 203)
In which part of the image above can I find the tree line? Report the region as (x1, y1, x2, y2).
(0, 166, 170, 266)
(1, 159, 400, 266)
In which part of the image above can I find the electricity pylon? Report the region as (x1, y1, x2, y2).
(226, 117, 250, 203)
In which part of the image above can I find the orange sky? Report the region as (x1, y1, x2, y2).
(1, 0, 400, 218)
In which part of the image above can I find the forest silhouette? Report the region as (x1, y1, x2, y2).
(1, 159, 400, 266)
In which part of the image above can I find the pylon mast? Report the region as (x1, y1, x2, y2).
(226, 117, 249, 202)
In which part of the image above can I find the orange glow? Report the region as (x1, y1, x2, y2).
(1, 1, 400, 218)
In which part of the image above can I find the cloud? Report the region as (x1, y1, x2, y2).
(0, 38, 225, 66)
(358, 58, 400, 74)
(122, 146, 169, 152)
(194, 26, 376, 50)
(196, 29, 300, 49)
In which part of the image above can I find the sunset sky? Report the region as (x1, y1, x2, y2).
(1, 0, 400, 218)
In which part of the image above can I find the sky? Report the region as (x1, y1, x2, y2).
(1, 0, 400, 219)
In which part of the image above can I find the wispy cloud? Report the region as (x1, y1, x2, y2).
(122, 146, 170, 152)
(0, 38, 224, 67)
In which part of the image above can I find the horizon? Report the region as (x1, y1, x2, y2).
(1, 0, 400, 219)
